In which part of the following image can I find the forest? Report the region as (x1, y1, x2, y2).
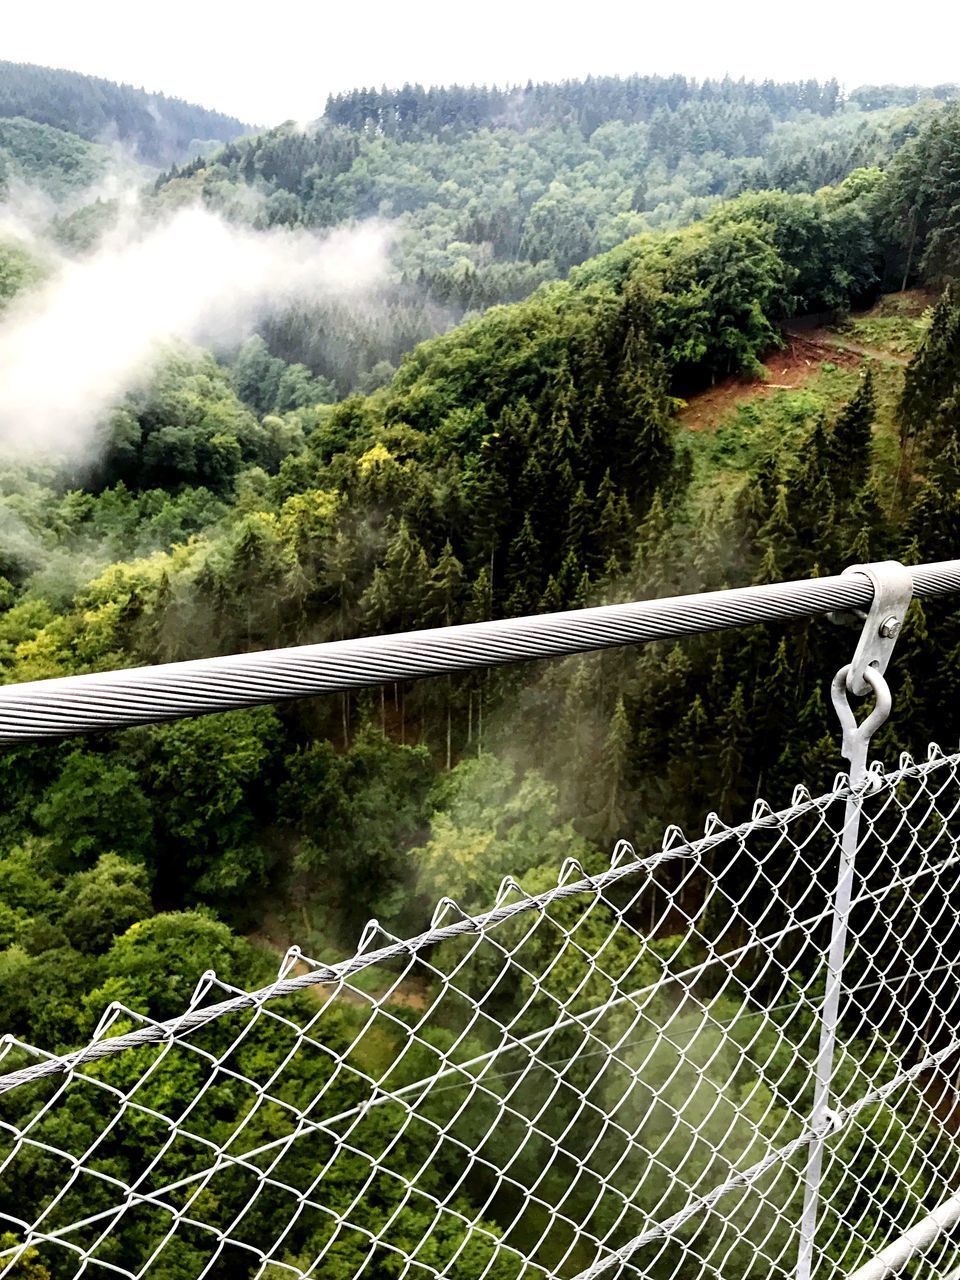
(89, 75, 955, 392)
(0, 61, 252, 165)
(2, 69, 960, 1279)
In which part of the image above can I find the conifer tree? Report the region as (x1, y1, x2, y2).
(829, 368, 876, 502)
(717, 683, 749, 818)
(465, 566, 493, 624)
(555, 547, 583, 607)
(594, 695, 631, 843)
(538, 576, 564, 614)
(669, 693, 711, 825)
(610, 323, 672, 502)
(381, 519, 431, 629)
(596, 483, 632, 577)
(734, 453, 779, 546)
(899, 285, 960, 469)
(757, 485, 795, 578)
(427, 541, 465, 627)
(565, 481, 591, 564)
(504, 515, 542, 616)
(571, 569, 591, 610)
(360, 567, 393, 633)
(753, 542, 783, 587)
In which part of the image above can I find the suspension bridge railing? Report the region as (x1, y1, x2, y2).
(2, 559, 960, 1280)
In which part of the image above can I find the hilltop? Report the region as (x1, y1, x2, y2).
(0, 60, 253, 165)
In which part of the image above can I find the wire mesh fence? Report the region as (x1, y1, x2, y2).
(3, 745, 960, 1280)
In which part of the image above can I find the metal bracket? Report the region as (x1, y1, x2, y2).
(840, 561, 913, 697)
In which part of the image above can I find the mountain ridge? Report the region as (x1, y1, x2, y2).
(0, 59, 255, 166)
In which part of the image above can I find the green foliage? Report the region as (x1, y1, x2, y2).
(283, 724, 435, 926)
(413, 754, 591, 911)
(581, 215, 790, 383)
(59, 853, 153, 954)
(100, 348, 292, 495)
(0, 1234, 50, 1280)
(883, 102, 960, 283)
(0, 239, 43, 311)
(710, 188, 883, 312)
(0, 60, 250, 165)
(92, 910, 248, 1018)
(233, 336, 336, 416)
(33, 749, 154, 872)
(0, 117, 105, 198)
(148, 707, 283, 908)
(143, 81, 945, 393)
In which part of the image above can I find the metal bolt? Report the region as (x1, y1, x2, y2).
(879, 616, 902, 639)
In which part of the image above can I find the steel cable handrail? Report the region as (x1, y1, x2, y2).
(0, 559, 957, 742)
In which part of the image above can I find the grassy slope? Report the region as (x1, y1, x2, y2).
(680, 292, 932, 512)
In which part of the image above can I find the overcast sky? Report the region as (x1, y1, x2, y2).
(4, 0, 960, 127)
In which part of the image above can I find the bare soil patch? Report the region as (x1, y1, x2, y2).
(677, 335, 860, 431)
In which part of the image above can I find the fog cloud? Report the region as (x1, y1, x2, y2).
(0, 205, 393, 460)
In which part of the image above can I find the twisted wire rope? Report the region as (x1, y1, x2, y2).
(0, 559, 957, 742)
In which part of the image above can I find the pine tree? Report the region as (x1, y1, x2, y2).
(757, 485, 796, 579)
(829, 368, 875, 502)
(776, 685, 832, 796)
(717, 683, 749, 818)
(504, 515, 542, 617)
(691, 506, 725, 592)
(465, 566, 493, 624)
(899, 285, 960, 472)
(791, 418, 831, 525)
(571, 569, 591, 610)
(841, 524, 872, 565)
(538, 575, 564, 614)
(610, 323, 672, 502)
(597, 488, 632, 578)
(734, 453, 779, 546)
(380, 519, 431, 629)
(426, 541, 465, 627)
(555, 547, 583, 607)
(594, 696, 631, 843)
(755, 637, 793, 760)
(844, 479, 887, 559)
(753, 542, 783, 586)
(565, 481, 591, 564)
(669, 693, 712, 825)
(360, 567, 392, 633)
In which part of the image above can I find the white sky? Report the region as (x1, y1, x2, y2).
(3, 0, 960, 128)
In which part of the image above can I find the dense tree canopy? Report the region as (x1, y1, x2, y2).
(139, 80, 951, 392)
(2, 69, 960, 1280)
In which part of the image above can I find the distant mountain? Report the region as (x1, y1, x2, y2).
(0, 61, 253, 166)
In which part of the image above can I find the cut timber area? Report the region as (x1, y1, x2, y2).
(678, 291, 931, 431)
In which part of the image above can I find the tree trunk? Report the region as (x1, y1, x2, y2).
(901, 212, 918, 293)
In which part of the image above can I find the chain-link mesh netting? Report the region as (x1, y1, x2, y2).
(3, 746, 960, 1280)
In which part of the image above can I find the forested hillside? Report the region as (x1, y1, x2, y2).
(0, 61, 252, 165)
(3, 73, 960, 1280)
(144, 76, 954, 391)
(0, 117, 109, 200)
